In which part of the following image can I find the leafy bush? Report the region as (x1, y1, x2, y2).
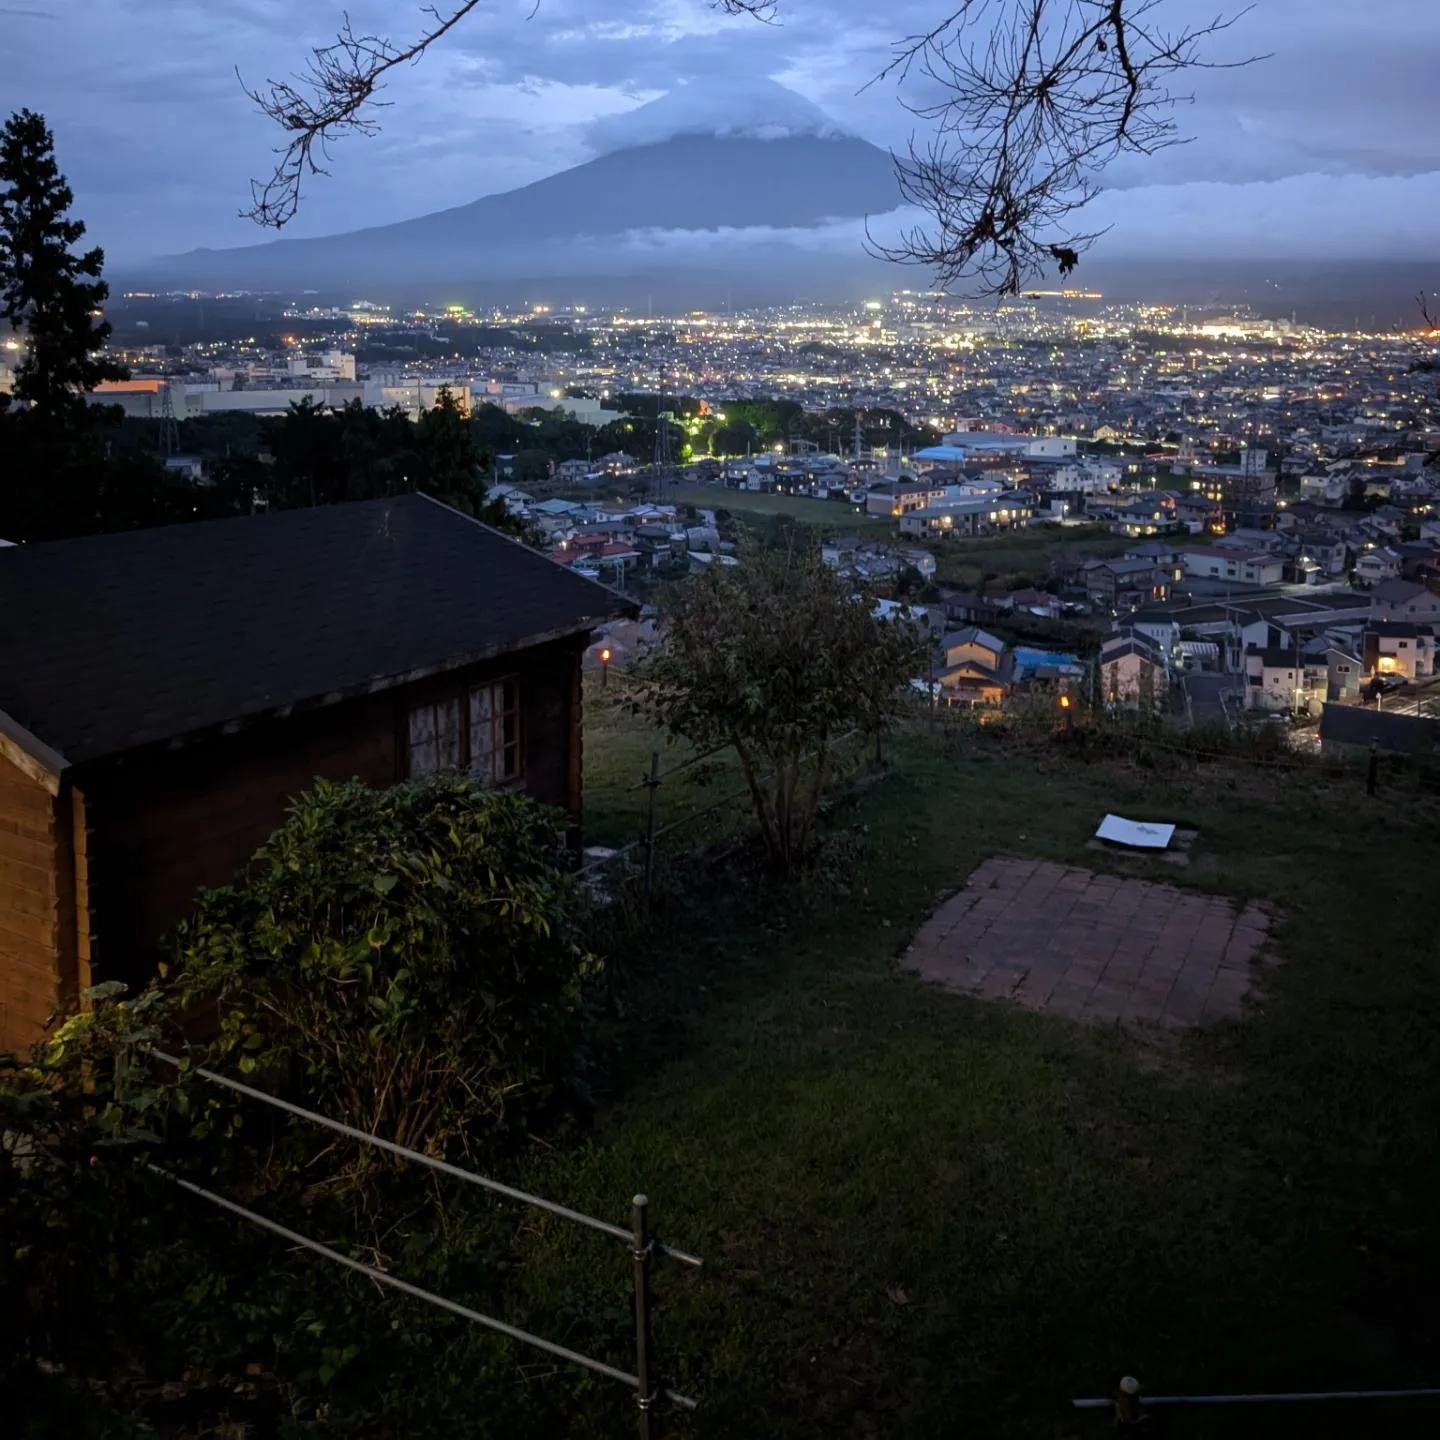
(168, 773, 599, 1166)
(1, 775, 605, 1435)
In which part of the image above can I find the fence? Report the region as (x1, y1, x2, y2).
(577, 726, 873, 909)
(1075, 1375, 1440, 1430)
(145, 1048, 702, 1439)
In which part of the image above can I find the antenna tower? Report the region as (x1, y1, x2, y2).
(653, 379, 672, 503)
(158, 381, 179, 457)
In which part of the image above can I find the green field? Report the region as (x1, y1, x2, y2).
(478, 714, 1440, 1438)
(665, 484, 893, 533)
(927, 523, 1134, 589)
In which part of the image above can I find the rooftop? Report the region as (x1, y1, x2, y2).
(0, 494, 630, 767)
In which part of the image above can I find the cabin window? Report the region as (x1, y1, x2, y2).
(406, 678, 521, 782)
(469, 678, 522, 783)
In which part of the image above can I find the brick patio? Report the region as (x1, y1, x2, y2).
(902, 857, 1275, 1027)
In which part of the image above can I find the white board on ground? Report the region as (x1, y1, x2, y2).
(1095, 814, 1175, 850)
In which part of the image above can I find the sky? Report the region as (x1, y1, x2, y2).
(6, 0, 1440, 263)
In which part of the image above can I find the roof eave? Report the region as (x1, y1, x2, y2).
(75, 613, 632, 770)
(0, 705, 68, 796)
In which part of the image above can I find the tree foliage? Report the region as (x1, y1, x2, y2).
(637, 542, 923, 871)
(0, 108, 126, 420)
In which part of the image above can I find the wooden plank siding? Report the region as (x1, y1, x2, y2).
(0, 752, 60, 1052)
(78, 635, 588, 996)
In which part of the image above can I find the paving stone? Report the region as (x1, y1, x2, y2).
(902, 858, 1277, 1028)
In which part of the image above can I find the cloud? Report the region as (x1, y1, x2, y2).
(604, 165, 1440, 268)
(585, 77, 853, 154)
(6, 0, 1440, 263)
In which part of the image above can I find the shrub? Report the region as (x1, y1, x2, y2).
(168, 773, 600, 1165)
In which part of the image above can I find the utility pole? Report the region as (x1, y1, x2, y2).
(652, 379, 672, 505)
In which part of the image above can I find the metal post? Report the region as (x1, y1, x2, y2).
(632, 1194, 656, 1440)
(642, 751, 660, 913)
(1115, 1375, 1145, 1429)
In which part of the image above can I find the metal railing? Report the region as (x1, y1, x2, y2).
(147, 1048, 701, 1437)
(1075, 1375, 1440, 1428)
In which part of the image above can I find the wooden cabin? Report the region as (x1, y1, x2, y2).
(0, 494, 632, 1052)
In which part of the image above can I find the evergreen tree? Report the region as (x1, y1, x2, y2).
(0, 109, 126, 422)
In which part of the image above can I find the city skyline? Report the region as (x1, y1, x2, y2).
(8, 0, 1440, 265)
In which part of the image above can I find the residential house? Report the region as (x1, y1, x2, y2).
(1244, 646, 1323, 715)
(1100, 631, 1168, 711)
(1175, 495, 1222, 534)
(1004, 586, 1061, 620)
(1181, 548, 1286, 587)
(898, 496, 1031, 539)
(1310, 644, 1364, 702)
(1369, 579, 1440, 623)
(1082, 557, 1171, 613)
(1363, 621, 1436, 681)
(941, 590, 1009, 628)
(0, 495, 631, 1052)
(866, 479, 958, 518)
(1395, 542, 1440, 585)
(555, 458, 595, 484)
(936, 627, 1013, 706)
(1354, 547, 1403, 585)
(488, 484, 535, 513)
(1123, 541, 1189, 582)
(1290, 529, 1349, 580)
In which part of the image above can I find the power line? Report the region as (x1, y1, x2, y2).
(146, 1164, 696, 1411)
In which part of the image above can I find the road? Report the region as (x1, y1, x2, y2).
(1183, 672, 1239, 728)
(1381, 680, 1440, 718)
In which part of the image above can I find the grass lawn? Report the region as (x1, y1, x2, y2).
(929, 523, 1133, 589)
(579, 683, 749, 850)
(474, 718, 1440, 1438)
(666, 484, 893, 534)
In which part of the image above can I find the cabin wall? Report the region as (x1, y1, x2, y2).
(0, 751, 59, 1053)
(81, 635, 587, 994)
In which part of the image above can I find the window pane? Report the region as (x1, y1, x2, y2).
(408, 705, 438, 777)
(436, 696, 461, 770)
(469, 685, 496, 778)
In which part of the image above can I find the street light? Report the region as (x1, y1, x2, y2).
(600, 646, 613, 688)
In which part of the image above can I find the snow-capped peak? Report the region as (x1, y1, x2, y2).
(587, 78, 854, 156)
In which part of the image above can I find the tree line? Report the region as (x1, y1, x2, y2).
(0, 111, 516, 544)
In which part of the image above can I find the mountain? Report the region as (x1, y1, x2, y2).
(139, 82, 906, 293)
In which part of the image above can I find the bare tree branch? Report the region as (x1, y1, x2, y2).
(866, 0, 1263, 295)
(242, 1, 783, 228)
(243, 0, 1261, 300)
(240, 2, 492, 228)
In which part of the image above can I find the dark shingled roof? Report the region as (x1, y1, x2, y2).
(0, 494, 632, 765)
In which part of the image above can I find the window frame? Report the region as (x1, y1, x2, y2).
(403, 674, 524, 785)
